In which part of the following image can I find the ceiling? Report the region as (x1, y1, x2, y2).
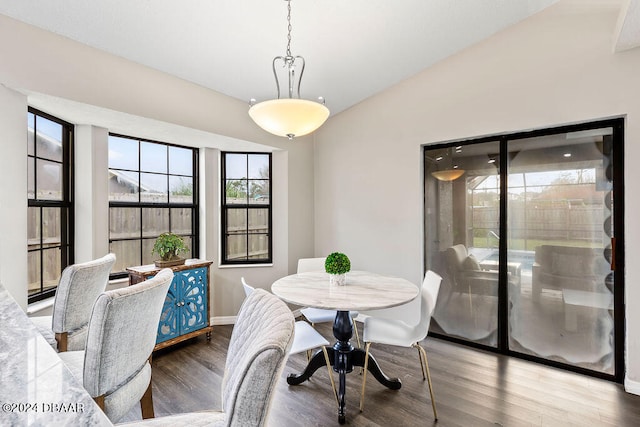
(0, 0, 638, 144)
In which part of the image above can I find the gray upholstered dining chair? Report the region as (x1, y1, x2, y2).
(297, 257, 360, 347)
(58, 268, 174, 423)
(118, 287, 295, 427)
(360, 270, 442, 420)
(30, 253, 116, 352)
(241, 277, 337, 402)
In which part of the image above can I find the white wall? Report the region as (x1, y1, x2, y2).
(314, 0, 640, 389)
(0, 85, 28, 309)
(0, 13, 316, 317)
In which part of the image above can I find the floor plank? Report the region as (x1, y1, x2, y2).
(119, 322, 640, 426)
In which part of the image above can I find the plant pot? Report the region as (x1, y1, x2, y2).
(154, 257, 186, 268)
(329, 273, 346, 286)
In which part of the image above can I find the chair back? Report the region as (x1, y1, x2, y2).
(297, 257, 326, 273)
(51, 253, 116, 338)
(82, 268, 173, 422)
(445, 245, 468, 273)
(222, 288, 294, 426)
(416, 270, 442, 338)
(241, 276, 254, 297)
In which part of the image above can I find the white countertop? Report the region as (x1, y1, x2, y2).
(0, 283, 112, 426)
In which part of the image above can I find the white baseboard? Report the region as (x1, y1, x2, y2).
(625, 377, 640, 395)
(211, 316, 237, 325)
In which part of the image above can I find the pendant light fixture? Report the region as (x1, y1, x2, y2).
(431, 147, 465, 181)
(248, 0, 329, 140)
(431, 169, 465, 181)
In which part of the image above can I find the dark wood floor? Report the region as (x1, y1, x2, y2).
(120, 322, 640, 426)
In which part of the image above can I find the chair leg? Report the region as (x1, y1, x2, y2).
(359, 342, 371, 412)
(93, 395, 105, 411)
(415, 343, 437, 420)
(322, 346, 339, 406)
(140, 356, 155, 419)
(55, 332, 68, 352)
(140, 381, 155, 419)
(353, 319, 361, 348)
(415, 344, 426, 380)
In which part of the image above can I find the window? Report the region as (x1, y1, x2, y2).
(27, 108, 73, 303)
(108, 134, 198, 276)
(221, 152, 271, 264)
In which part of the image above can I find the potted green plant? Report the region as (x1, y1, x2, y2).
(325, 252, 351, 286)
(152, 232, 189, 267)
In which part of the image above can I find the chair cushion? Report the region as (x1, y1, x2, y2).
(289, 321, 329, 355)
(31, 315, 89, 352)
(60, 350, 152, 423)
(58, 350, 86, 383)
(462, 255, 480, 271)
(104, 363, 152, 422)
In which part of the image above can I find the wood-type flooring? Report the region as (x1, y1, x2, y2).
(119, 322, 640, 426)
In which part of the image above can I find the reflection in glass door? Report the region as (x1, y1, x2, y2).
(424, 119, 623, 379)
(507, 128, 615, 375)
(425, 141, 501, 348)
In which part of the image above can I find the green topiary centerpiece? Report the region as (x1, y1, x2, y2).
(152, 232, 189, 267)
(325, 252, 351, 285)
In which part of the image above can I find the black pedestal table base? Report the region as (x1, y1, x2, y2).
(286, 310, 401, 424)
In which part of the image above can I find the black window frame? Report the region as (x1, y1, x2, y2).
(221, 152, 273, 265)
(27, 107, 74, 304)
(108, 133, 199, 278)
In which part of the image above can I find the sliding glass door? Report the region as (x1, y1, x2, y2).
(507, 129, 616, 374)
(425, 140, 502, 348)
(424, 119, 623, 379)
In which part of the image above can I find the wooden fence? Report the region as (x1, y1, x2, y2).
(473, 203, 610, 243)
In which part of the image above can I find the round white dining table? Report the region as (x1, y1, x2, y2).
(272, 270, 419, 424)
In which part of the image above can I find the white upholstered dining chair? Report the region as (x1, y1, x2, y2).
(59, 268, 174, 423)
(359, 270, 442, 420)
(30, 253, 116, 352)
(119, 287, 295, 427)
(297, 257, 360, 347)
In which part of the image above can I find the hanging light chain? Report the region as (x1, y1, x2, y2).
(286, 0, 292, 57)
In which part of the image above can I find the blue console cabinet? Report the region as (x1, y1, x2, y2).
(127, 259, 213, 351)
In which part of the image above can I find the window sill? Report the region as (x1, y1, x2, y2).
(27, 297, 55, 316)
(218, 263, 273, 269)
